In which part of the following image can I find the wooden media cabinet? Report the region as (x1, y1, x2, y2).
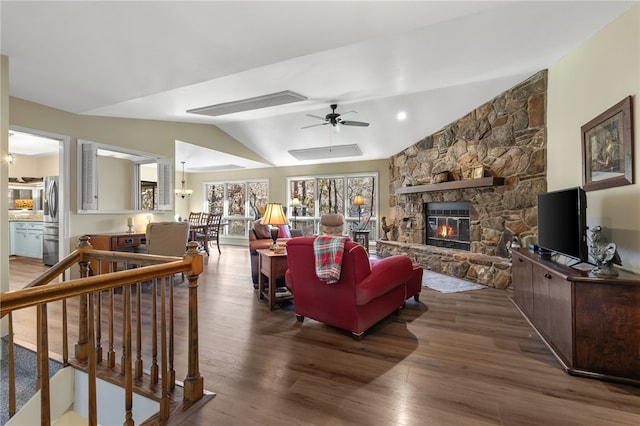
(511, 248, 640, 385)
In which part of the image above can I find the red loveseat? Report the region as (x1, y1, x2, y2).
(285, 237, 423, 339)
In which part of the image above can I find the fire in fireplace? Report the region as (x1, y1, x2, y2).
(424, 202, 470, 251)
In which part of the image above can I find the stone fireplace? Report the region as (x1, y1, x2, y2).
(425, 202, 470, 251)
(377, 70, 549, 289)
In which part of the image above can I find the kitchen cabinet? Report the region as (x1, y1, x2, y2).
(11, 221, 43, 259)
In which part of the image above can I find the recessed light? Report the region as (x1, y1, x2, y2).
(396, 111, 407, 121)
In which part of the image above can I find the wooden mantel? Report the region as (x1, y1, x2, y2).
(395, 177, 505, 195)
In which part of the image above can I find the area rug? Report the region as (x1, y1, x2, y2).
(1, 338, 63, 425)
(421, 269, 485, 293)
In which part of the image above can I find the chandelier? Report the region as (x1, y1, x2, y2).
(175, 161, 193, 198)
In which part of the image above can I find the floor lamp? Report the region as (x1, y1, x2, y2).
(353, 195, 365, 224)
(290, 197, 301, 228)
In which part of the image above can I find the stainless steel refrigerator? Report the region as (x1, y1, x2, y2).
(43, 176, 59, 266)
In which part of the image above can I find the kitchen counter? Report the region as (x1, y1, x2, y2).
(8, 211, 44, 221)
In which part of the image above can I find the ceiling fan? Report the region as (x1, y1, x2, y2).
(301, 104, 370, 129)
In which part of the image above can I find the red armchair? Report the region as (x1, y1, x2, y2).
(285, 237, 423, 339)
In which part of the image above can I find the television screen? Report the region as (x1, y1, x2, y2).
(537, 187, 588, 262)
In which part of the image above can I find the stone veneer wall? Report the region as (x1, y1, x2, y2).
(380, 70, 548, 288)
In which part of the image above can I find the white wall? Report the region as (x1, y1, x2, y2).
(548, 4, 639, 273)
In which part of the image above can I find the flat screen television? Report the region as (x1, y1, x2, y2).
(537, 187, 588, 262)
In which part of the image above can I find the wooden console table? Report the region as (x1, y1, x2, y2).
(511, 248, 640, 385)
(86, 232, 146, 274)
(257, 248, 292, 311)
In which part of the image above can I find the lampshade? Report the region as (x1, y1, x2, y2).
(261, 203, 289, 226)
(353, 195, 365, 206)
(290, 197, 301, 207)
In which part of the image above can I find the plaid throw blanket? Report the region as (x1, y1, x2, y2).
(314, 236, 349, 284)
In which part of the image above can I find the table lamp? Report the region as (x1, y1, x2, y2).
(353, 194, 365, 223)
(261, 203, 289, 250)
(290, 197, 301, 229)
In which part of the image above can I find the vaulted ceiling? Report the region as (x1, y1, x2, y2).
(2, 1, 636, 171)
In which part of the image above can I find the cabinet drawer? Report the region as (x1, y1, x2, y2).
(14, 222, 43, 230)
(116, 235, 143, 248)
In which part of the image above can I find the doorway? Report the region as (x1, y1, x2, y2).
(7, 127, 69, 280)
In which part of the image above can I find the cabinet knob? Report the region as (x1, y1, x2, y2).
(544, 273, 552, 279)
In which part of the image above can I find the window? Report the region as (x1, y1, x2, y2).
(204, 179, 269, 238)
(287, 173, 378, 238)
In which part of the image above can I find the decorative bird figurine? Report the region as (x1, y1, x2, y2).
(588, 226, 622, 276)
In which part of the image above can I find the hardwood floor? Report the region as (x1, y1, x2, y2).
(8, 249, 640, 425)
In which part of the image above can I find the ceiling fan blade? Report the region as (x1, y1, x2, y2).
(301, 122, 329, 129)
(305, 114, 327, 121)
(341, 120, 370, 127)
(338, 111, 357, 120)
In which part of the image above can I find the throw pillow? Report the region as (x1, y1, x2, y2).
(277, 224, 291, 239)
(253, 221, 271, 239)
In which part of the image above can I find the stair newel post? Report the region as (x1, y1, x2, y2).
(37, 304, 51, 425)
(183, 242, 204, 401)
(75, 236, 93, 361)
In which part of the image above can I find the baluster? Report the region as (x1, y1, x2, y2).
(94, 291, 103, 363)
(37, 304, 51, 425)
(120, 277, 127, 375)
(124, 284, 134, 426)
(8, 314, 16, 417)
(62, 273, 69, 366)
(168, 274, 176, 389)
(150, 277, 159, 384)
(107, 288, 116, 368)
(88, 291, 97, 426)
(159, 275, 170, 419)
(135, 280, 143, 379)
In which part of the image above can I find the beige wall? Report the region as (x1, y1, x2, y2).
(548, 4, 639, 273)
(98, 156, 133, 211)
(8, 154, 58, 177)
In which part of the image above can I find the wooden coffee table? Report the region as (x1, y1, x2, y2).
(257, 248, 293, 310)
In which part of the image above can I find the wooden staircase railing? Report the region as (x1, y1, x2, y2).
(0, 235, 206, 425)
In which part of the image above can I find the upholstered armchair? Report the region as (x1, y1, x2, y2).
(144, 221, 190, 257)
(285, 236, 423, 339)
(320, 213, 345, 236)
(140, 221, 190, 281)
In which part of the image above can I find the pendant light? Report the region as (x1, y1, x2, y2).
(175, 161, 193, 198)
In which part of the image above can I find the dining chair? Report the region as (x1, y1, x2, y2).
(195, 213, 223, 255)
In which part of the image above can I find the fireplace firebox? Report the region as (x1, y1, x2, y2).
(424, 202, 470, 251)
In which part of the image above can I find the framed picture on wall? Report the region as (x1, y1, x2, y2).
(581, 96, 634, 191)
